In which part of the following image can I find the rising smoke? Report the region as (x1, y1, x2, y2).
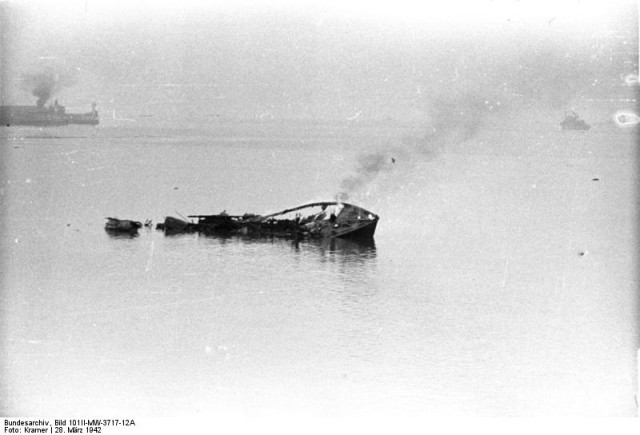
(21, 66, 76, 107)
(336, 39, 599, 202)
(336, 89, 488, 202)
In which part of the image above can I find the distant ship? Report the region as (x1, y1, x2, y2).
(560, 111, 590, 131)
(0, 100, 99, 127)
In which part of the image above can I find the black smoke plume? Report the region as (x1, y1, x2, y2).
(335, 35, 601, 203)
(21, 66, 76, 107)
(338, 151, 399, 201)
(337, 90, 487, 202)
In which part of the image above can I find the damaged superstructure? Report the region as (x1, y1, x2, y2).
(157, 202, 380, 240)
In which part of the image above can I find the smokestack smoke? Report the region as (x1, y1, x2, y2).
(21, 66, 76, 107)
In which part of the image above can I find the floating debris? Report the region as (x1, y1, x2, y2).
(157, 216, 194, 233)
(105, 217, 142, 234)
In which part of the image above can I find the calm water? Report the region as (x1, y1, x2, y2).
(1, 112, 638, 418)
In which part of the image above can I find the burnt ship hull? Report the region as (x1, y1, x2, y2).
(158, 202, 380, 241)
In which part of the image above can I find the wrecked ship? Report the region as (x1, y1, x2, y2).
(158, 202, 380, 240)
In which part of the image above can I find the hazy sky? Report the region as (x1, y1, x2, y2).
(1, 0, 637, 119)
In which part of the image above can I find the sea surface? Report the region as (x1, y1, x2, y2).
(1, 107, 638, 418)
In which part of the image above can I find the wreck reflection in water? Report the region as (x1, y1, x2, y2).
(104, 228, 140, 239)
(192, 231, 377, 261)
(296, 236, 376, 262)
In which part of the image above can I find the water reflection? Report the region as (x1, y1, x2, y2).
(297, 237, 376, 263)
(193, 231, 377, 261)
(104, 228, 139, 239)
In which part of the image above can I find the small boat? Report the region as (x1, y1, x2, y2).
(160, 202, 380, 240)
(560, 111, 590, 130)
(105, 217, 142, 233)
